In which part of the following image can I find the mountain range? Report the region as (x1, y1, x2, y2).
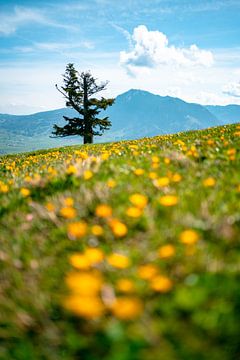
(0, 89, 240, 154)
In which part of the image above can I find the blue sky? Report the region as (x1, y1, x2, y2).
(0, 0, 240, 114)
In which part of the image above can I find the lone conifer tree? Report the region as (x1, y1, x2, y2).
(52, 63, 114, 144)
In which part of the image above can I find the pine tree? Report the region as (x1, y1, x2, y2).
(52, 63, 114, 144)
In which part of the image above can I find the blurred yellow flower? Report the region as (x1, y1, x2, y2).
(84, 248, 104, 265)
(158, 244, 176, 259)
(66, 165, 77, 175)
(152, 156, 159, 163)
(159, 195, 178, 207)
(107, 253, 130, 269)
(45, 202, 55, 212)
(95, 204, 112, 218)
(137, 264, 159, 280)
(64, 197, 74, 207)
(148, 171, 158, 180)
(154, 177, 170, 188)
(64, 295, 104, 318)
(107, 179, 116, 188)
(0, 183, 9, 193)
(150, 275, 173, 292)
(134, 168, 145, 176)
(172, 173, 182, 182)
(20, 188, 30, 197)
(91, 225, 104, 236)
(67, 221, 87, 238)
(109, 219, 128, 237)
(69, 253, 91, 270)
(116, 279, 135, 293)
(110, 297, 143, 319)
(126, 206, 142, 218)
(83, 170, 93, 180)
(60, 206, 77, 219)
(164, 157, 171, 164)
(179, 229, 199, 245)
(203, 177, 216, 187)
(129, 193, 148, 209)
(65, 271, 103, 295)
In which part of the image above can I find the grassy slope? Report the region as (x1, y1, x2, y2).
(0, 124, 240, 360)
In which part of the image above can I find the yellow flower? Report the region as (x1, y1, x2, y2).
(64, 197, 74, 207)
(158, 244, 176, 259)
(137, 264, 159, 280)
(179, 229, 199, 245)
(107, 179, 116, 188)
(154, 177, 170, 188)
(159, 195, 178, 207)
(152, 156, 160, 163)
(84, 248, 104, 265)
(66, 165, 77, 175)
(107, 253, 130, 269)
(67, 221, 87, 238)
(203, 177, 216, 187)
(45, 202, 55, 212)
(65, 271, 103, 295)
(150, 275, 173, 292)
(116, 279, 135, 293)
(164, 157, 171, 164)
(101, 152, 110, 160)
(110, 297, 143, 320)
(60, 206, 77, 219)
(64, 295, 104, 318)
(172, 173, 182, 182)
(0, 184, 9, 193)
(20, 188, 30, 197)
(134, 168, 145, 176)
(83, 170, 93, 180)
(109, 219, 128, 237)
(129, 193, 148, 209)
(91, 225, 104, 236)
(148, 172, 158, 180)
(95, 204, 112, 218)
(126, 207, 142, 218)
(69, 254, 91, 270)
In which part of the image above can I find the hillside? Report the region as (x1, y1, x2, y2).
(0, 123, 239, 360)
(1, 89, 240, 154)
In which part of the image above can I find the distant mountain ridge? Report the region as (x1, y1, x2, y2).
(0, 89, 239, 154)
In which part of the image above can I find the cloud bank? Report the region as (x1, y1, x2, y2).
(120, 25, 214, 75)
(223, 81, 240, 97)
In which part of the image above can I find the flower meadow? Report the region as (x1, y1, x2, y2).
(0, 124, 240, 360)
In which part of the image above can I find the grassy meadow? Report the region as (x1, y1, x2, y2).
(0, 123, 240, 360)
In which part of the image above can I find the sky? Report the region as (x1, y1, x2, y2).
(0, 0, 240, 114)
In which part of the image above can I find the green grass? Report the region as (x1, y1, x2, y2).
(0, 124, 240, 360)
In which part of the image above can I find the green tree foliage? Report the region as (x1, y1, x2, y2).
(52, 63, 114, 144)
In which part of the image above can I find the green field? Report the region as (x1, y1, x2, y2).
(0, 124, 240, 360)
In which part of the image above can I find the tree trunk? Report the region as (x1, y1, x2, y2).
(83, 75, 93, 144)
(83, 134, 93, 144)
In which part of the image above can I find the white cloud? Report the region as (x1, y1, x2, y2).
(120, 25, 214, 75)
(222, 81, 240, 97)
(0, 6, 75, 35)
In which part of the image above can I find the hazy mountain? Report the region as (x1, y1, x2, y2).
(206, 105, 240, 123)
(0, 89, 239, 154)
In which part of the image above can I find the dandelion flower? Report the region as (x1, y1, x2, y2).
(110, 297, 143, 320)
(179, 229, 199, 245)
(150, 275, 173, 292)
(107, 253, 130, 269)
(129, 193, 148, 209)
(67, 221, 87, 238)
(95, 204, 112, 218)
(158, 244, 176, 259)
(159, 195, 178, 207)
(64, 295, 104, 318)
